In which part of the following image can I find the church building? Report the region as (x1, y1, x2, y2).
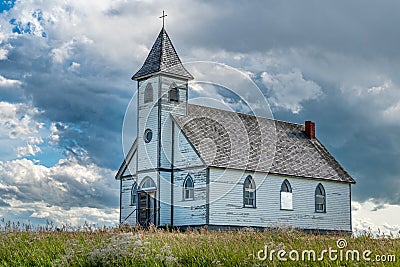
(115, 24, 356, 233)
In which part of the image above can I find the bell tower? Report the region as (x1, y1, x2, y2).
(131, 24, 193, 226)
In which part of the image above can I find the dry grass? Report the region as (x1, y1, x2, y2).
(0, 223, 398, 266)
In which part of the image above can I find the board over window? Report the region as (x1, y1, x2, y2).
(280, 179, 293, 210)
(144, 83, 153, 103)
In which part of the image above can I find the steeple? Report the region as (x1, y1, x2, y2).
(132, 27, 193, 81)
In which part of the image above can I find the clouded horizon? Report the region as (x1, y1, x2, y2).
(0, 0, 399, 233)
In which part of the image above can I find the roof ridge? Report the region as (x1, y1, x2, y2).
(186, 103, 304, 127)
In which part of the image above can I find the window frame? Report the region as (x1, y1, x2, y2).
(280, 179, 293, 210)
(168, 83, 179, 103)
(144, 83, 153, 103)
(183, 175, 194, 201)
(144, 128, 153, 143)
(131, 182, 138, 206)
(315, 183, 326, 213)
(243, 175, 256, 208)
(140, 177, 156, 191)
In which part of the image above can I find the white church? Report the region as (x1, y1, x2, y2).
(115, 25, 356, 233)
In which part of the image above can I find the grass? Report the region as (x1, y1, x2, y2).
(0, 224, 398, 266)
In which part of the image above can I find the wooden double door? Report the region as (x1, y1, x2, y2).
(137, 191, 156, 227)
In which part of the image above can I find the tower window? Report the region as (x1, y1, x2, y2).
(144, 129, 153, 143)
(144, 83, 153, 103)
(183, 175, 194, 200)
(243, 175, 256, 208)
(169, 83, 179, 102)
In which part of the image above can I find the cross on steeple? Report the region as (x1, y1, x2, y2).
(159, 10, 167, 28)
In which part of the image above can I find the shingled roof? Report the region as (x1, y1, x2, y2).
(172, 104, 355, 184)
(132, 27, 193, 80)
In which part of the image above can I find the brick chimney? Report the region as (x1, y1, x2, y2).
(305, 121, 315, 139)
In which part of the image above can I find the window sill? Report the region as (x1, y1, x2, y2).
(243, 205, 256, 209)
(315, 211, 326, 213)
(280, 208, 293, 211)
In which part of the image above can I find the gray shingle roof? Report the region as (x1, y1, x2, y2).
(172, 104, 355, 183)
(132, 27, 193, 80)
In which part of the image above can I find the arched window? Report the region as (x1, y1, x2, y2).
(131, 182, 138, 205)
(243, 175, 256, 208)
(280, 179, 293, 210)
(140, 177, 156, 191)
(169, 83, 179, 102)
(183, 175, 194, 200)
(315, 183, 326, 213)
(144, 83, 153, 103)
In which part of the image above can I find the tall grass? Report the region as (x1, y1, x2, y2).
(0, 223, 398, 266)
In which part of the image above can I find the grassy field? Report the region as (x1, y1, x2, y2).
(0, 225, 398, 266)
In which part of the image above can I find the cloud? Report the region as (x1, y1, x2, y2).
(0, 199, 118, 226)
(16, 143, 42, 158)
(0, 75, 21, 87)
(0, 48, 8, 60)
(0, 155, 118, 219)
(383, 101, 400, 125)
(0, 101, 46, 160)
(261, 69, 322, 113)
(352, 199, 400, 236)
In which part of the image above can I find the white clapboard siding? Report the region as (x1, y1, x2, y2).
(208, 168, 351, 231)
(159, 171, 172, 226)
(123, 151, 137, 176)
(172, 168, 207, 226)
(159, 76, 188, 168)
(173, 123, 204, 169)
(137, 77, 159, 171)
(120, 177, 137, 225)
(160, 115, 173, 169)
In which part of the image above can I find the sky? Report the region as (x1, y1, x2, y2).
(0, 0, 399, 234)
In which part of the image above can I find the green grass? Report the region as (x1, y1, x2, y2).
(0, 226, 398, 266)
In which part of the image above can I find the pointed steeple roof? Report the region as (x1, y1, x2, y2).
(132, 27, 193, 80)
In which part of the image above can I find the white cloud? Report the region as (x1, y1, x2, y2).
(68, 61, 80, 72)
(368, 80, 391, 94)
(383, 101, 400, 125)
(0, 101, 42, 140)
(16, 144, 42, 158)
(261, 69, 322, 114)
(0, 155, 118, 225)
(0, 75, 21, 87)
(50, 40, 75, 63)
(0, 199, 118, 226)
(0, 48, 8, 60)
(352, 199, 400, 236)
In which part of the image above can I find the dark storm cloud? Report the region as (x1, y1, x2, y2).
(261, 73, 400, 205)
(174, 0, 400, 60)
(1, 34, 134, 169)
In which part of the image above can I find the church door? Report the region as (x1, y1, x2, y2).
(137, 191, 156, 227)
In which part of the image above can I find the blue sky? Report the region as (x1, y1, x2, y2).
(0, 0, 399, 233)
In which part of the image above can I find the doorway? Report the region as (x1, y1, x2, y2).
(137, 191, 156, 227)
